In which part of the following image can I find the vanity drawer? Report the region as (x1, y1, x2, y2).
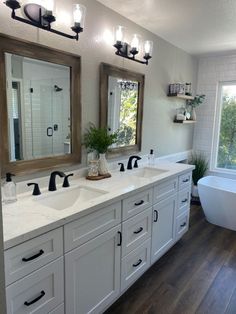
(6, 257, 64, 314)
(64, 201, 121, 252)
(153, 177, 177, 204)
(121, 238, 151, 292)
(176, 210, 190, 241)
(122, 188, 153, 220)
(177, 188, 191, 216)
(122, 207, 152, 256)
(178, 172, 192, 190)
(4, 228, 63, 286)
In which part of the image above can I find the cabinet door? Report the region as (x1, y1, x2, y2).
(65, 225, 121, 314)
(151, 195, 177, 264)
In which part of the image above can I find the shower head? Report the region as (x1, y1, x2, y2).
(54, 85, 63, 92)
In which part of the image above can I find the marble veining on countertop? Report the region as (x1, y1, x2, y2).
(2, 162, 194, 250)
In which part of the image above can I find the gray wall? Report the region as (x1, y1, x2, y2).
(0, 0, 197, 164)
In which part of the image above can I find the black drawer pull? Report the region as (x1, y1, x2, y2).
(182, 179, 189, 183)
(133, 227, 143, 234)
(117, 231, 122, 246)
(181, 222, 187, 227)
(24, 290, 45, 306)
(154, 210, 158, 222)
(134, 200, 144, 206)
(133, 259, 142, 267)
(181, 198, 188, 203)
(22, 249, 44, 262)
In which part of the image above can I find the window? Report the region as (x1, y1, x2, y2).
(214, 82, 236, 171)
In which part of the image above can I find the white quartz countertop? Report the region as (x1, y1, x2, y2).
(2, 162, 194, 250)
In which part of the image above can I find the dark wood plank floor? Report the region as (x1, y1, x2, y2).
(105, 205, 236, 314)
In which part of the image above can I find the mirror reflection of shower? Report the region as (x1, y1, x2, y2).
(5, 53, 71, 161)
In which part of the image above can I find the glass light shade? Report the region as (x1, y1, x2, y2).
(131, 34, 140, 51)
(43, 0, 54, 12)
(144, 40, 153, 56)
(73, 4, 86, 28)
(115, 25, 124, 43)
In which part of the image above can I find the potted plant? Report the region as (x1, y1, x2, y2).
(189, 152, 208, 198)
(188, 94, 205, 120)
(83, 123, 118, 175)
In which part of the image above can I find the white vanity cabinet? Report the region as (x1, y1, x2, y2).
(5, 228, 64, 314)
(64, 202, 122, 314)
(121, 190, 152, 292)
(176, 172, 191, 240)
(151, 177, 177, 264)
(3, 167, 193, 314)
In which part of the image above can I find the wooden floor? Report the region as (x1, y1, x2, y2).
(105, 205, 236, 314)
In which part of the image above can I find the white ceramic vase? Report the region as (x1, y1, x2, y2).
(98, 153, 109, 175)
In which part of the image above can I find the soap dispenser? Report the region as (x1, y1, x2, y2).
(2, 173, 17, 204)
(148, 149, 155, 166)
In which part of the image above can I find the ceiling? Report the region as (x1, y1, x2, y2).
(97, 0, 236, 56)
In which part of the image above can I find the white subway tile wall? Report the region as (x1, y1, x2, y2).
(193, 54, 236, 166)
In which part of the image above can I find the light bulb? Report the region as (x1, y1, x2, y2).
(144, 40, 153, 56)
(72, 4, 86, 27)
(115, 26, 124, 43)
(73, 4, 82, 23)
(131, 34, 139, 50)
(43, 0, 54, 13)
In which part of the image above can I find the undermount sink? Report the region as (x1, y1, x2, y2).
(35, 186, 108, 210)
(130, 167, 168, 178)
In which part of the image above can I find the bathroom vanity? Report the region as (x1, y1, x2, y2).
(2, 162, 193, 314)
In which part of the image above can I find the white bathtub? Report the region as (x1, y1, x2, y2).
(198, 176, 236, 231)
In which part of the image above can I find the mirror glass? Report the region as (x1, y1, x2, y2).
(108, 77, 139, 148)
(5, 53, 71, 162)
(100, 63, 144, 157)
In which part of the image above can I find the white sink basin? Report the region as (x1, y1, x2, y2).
(130, 167, 168, 178)
(36, 186, 107, 210)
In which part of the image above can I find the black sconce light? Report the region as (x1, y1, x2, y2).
(113, 26, 153, 65)
(4, 0, 86, 41)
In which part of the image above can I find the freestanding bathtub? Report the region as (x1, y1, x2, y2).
(198, 176, 236, 231)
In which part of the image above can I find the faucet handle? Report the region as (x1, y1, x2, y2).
(134, 156, 142, 168)
(27, 183, 41, 196)
(118, 163, 125, 172)
(62, 173, 74, 188)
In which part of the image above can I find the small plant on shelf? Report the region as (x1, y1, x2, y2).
(188, 94, 205, 108)
(187, 94, 205, 120)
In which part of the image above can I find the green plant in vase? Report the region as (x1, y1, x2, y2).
(188, 94, 205, 120)
(84, 123, 118, 175)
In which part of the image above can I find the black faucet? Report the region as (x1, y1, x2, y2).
(48, 171, 66, 191)
(62, 173, 74, 188)
(27, 183, 41, 196)
(118, 163, 125, 172)
(127, 156, 142, 170)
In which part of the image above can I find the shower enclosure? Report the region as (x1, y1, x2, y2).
(6, 53, 70, 161)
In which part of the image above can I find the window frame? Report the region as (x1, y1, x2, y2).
(211, 80, 236, 174)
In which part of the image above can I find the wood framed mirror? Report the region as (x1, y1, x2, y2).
(100, 63, 145, 157)
(0, 34, 81, 176)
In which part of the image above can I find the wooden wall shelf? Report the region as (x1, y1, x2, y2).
(168, 94, 194, 100)
(173, 119, 196, 124)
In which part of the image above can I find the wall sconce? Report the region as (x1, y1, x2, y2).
(114, 26, 153, 65)
(4, 0, 86, 41)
